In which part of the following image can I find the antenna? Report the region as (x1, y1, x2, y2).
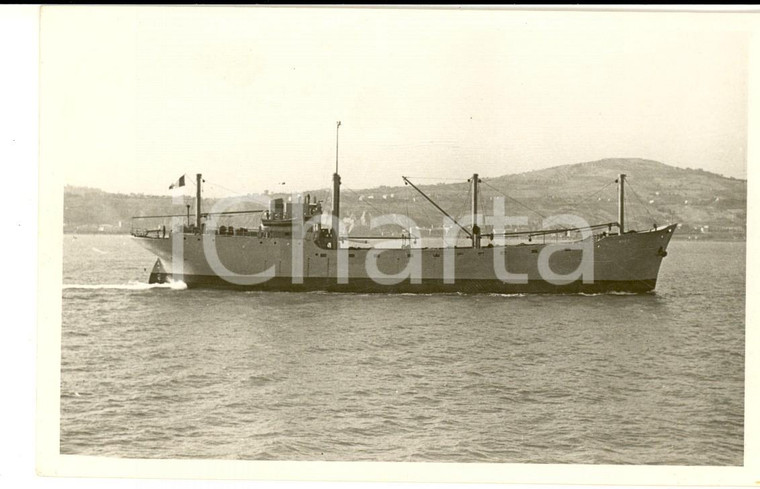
(335, 120, 341, 174)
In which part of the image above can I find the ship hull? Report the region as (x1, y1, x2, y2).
(134, 224, 676, 294)
(152, 274, 658, 294)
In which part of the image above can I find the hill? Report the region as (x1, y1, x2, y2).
(64, 158, 746, 239)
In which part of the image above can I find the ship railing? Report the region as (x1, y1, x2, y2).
(485, 221, 619, 245)
(130, 209, 266, 238)
(131, 227, 167, 239)
(130, 213, 189, 238)
(339, 222, 620, 248)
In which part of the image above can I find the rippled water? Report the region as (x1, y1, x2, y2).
(60, 234, 745, 464)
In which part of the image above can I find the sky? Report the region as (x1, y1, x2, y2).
(41, 6, 751, 197)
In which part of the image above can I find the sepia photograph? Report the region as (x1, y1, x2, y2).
(30, 5, 759, 486)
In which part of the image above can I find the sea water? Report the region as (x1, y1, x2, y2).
(60, 234, 745, 464)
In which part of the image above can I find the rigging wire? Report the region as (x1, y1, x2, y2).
(407, 182, 440, 230)
(625, 179, 658, 226)
(625, 190, 640, 228)
(405, 184, 411, 224)
(563, 179, 618, 224)
(494, 221, 617, 238)
(572, 179, 617, 208)
(417, 196, 438, 231)
(451, 182, 471, 224)
(480, 179, 547, 219)
(344, 186, 389, 217)
(403, 185, 428, 238)
(478, 182, 486, 225)
(401, 177, 466, 231)
(202, 180, 247, 196)
(481, 183, 487, 218)
(401, 176, 471, 181)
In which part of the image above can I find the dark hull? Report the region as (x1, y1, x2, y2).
(139, 224, 676, 294)
(156, 273, 657, 294)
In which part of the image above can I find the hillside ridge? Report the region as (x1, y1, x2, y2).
(64, 158, 746, 239)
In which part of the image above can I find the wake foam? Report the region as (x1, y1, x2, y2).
(63, 281, 187, 291)
(577, 291, 641, 296)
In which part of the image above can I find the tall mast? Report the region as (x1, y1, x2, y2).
(332, 122, 342, 248)
(196, 173, 202, 231)
(470, 173, 481, 248)
(333, 121, 341, 220)
(335, 120, 340, 175)
(617, 173, 626, 234)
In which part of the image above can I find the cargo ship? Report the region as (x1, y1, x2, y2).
(131, 126, 675, 293)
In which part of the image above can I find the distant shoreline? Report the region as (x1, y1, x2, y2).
(63, 158, 747, 246)
(63, 230, 746, 243)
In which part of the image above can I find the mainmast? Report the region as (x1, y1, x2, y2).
(617, 173, 626, 234)
(333, 121, 341, 220)
(469, 173, 481, 248)
(332, 121, 342, 248)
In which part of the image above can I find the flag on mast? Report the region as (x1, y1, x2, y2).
(169, 174, 186, 190)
